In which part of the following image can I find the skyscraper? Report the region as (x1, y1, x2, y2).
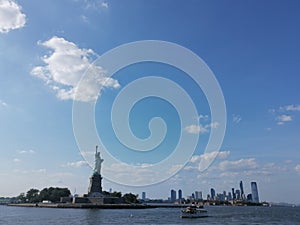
(232, 188, 236, 200)
(235, 189, 241, 200)
(195, 191, 203, 200)
(191, 193, 195, 200)
(142, 192, 146, 201)
(240, 181, 245, 200)
(210, 188, 215, 200)
(247, 194, 252, 202)
(170, 189, 176, 202)
(251, 182, 259, 203)
(178, 189, 182, 200)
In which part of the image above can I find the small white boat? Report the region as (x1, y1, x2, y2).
(181, 205, 208, 218)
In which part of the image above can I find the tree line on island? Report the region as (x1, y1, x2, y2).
(17, 187, 71, 203)
(103, 191, 139, 204)
(15, 187, 138, 204)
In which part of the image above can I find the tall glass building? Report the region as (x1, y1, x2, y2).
(178, 189, 182, 200)
(142, 192, 146, 200)
(240, 180, 245, 200)
(170, 189, 176, 202)
(251, 182, 259, 203)
(210, 188, 215, 200)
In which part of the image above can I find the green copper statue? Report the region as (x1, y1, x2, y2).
(94, 145, 104, 175)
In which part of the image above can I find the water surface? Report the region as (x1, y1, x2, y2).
(0, 205, 299, 224)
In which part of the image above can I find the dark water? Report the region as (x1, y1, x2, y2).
(1, 205, 300, 225)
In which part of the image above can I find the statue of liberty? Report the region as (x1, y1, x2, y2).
(88, 145, 104, 195)
(94, 146, 104, 175)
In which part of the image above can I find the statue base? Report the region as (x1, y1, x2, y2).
(71, 196, 126, 204)
(88, 172, 103, 196)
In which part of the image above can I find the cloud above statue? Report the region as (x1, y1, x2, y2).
(31, 36, 120, 102)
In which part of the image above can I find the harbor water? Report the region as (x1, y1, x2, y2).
(0, 205, 300, 225)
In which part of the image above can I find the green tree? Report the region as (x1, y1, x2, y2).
(51, 187, 70, 202)
(102, 191, 110, 196)
(111, 191, 122, 198)
(16, 193, 26, 203)
(123, 193, 139, 203)
(39, 187, 71, 203)
(39, 188, 50, 201)
(23, 187, 71, 203)
(26, 189, 39, 203)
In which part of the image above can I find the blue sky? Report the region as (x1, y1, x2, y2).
(0, 0, 300, 204)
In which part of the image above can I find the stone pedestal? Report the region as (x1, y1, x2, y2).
(88, 172, 103, 196)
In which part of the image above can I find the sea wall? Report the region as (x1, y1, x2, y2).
(7, 203, 152, 209)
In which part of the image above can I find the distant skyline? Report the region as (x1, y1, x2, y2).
(0, 0, 300, 204)
(163, 180, 260, 203)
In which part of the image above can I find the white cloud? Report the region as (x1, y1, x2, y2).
(0, 0, 26, 33)
(31, 36, 120, 102)
(277, 115, 292, 121)
(192, 158, 278, 181)
(295, 164, 300, 174)
(271, 105, 300, 125)
(219, 171, 240, 177)
(188, 150, 230, 172)
(232, 114, 242, 124)
(187, 114, 220, 134)
(103, 163, 163, 185)
(216, 159, 287, 178)
(0, 99, 8, 107)
(185, 121, 220, 134)
(184, 124, 208, 134)
(276, 114, 292, 125)
(65, 160, 89, 168)
(208, 122, 220, 129)
(280, 104, 300, 112)
(218, 158, 259, 171)
(80, 15, 89, 23)
(196, 114, 209, 122)
(83, 0, 108, 10)
(168, 164, 184, 174)
(219, 169, 273, 177)
(284, 160, 292, 164)
(180, 154, 292, 196)
(101, 2, 108, 8)
(269, 108, 276, 113)
(32, 169, 46, 173)
(13, 158, 20, 163)
(190, 151, 230, 164)
(18, 149, 35, 154)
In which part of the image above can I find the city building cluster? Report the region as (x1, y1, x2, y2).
(141, 181, 260, 205)
(206, 181, 259, 203)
